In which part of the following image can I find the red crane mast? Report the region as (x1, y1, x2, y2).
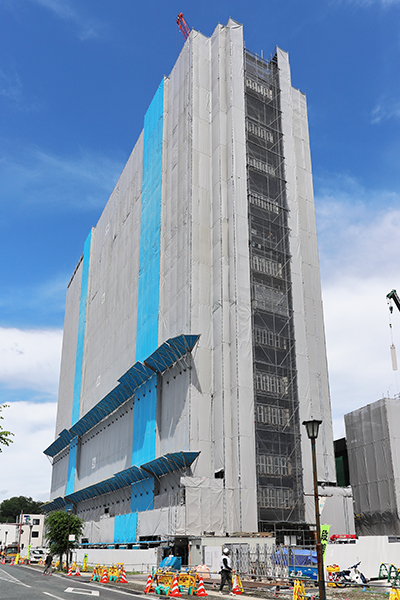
(176, 13, 191, 40)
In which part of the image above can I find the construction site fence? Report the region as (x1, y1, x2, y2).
(206, 545, 315, 580)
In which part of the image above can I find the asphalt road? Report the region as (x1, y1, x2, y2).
(0, 564, 142, 600)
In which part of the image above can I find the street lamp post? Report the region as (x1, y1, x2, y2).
(66, 508, 73, 572)
(303, 419, 326, 600)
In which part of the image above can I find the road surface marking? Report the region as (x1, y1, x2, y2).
(0, 568, 31, 588)
(64, 588, 100, 596)
(85, 581, 137, 596)
(43, 593, 65, 599)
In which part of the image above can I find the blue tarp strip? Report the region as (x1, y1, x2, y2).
(130, 80, 164, 509)
(114, 512, 137, 544)
(66, 436, 79, 496)
(71, 230, 92, 427)
(136, 78, 164, 364)
(43, 333, 200, 457)
(132, 375, 157, 466)
(131, 478, 154, 513)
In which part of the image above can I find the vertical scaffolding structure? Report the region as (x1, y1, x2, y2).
(244, 50, 304, 530)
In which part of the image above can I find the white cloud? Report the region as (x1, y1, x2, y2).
(0, 144, 123, 211)
(316, 176, 400, 438)
(0, 401, 56, 503)
(0, 276, 69, 321)
(370, 97, 400, 124)
(0, 327, 62, 395)
(27, 0, 106, 41)
(341, 0, 400, 6)
(0, 67, 22, 102)
(323, 277, 399, 438)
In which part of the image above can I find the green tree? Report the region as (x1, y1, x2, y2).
(45, 511, 84, 570)
(0, 404, 13, 452)
(0, 496, 43, 523)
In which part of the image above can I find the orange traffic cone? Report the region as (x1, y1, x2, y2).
(118, 568, 128, 583)
(67, 566, 73, 577)
(196, 575, 207, 596)
(144, 575, 153, 594)
(144, 573, 153, 593)
(100, 568, 109, 583)
(168, 574, 182, 597)
(232, 574, 242, 595)
(74, 565, 81, 577)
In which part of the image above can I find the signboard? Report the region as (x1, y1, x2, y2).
(320, 525, 331, 562)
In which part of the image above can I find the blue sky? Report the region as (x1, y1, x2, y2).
(1, 0, 400, 503)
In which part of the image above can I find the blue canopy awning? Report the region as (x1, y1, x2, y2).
(40, 496, 67, 513)
(144, 335, 200, 372)
(43, 429, 75, 459)
(44, 333, 200, 458)
(64, 465, 146, 505)
(41, 450, 200, 513)
(141, 451, 200, 477)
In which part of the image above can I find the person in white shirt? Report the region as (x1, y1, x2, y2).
(219, 547, 233, 595)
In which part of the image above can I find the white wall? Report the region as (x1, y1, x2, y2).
(74, 547, 158, 572)
(326, 536, 400, 580)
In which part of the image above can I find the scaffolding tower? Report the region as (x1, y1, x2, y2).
(244, 50, 304, 530)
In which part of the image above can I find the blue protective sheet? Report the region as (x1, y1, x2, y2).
(131, 477, 154, 512)
(72, 230, 92, 426)
(159, 557, 182, 571)
(132, 375, 157, 466)
(114, 512, 138, 544)
(136, 78, 164, 363)
(66, 436, 79, 496)
(275, 548, 317, 566)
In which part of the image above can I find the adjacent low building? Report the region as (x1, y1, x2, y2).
(345, 397, 400, 536)
(0, 514, 45, 553)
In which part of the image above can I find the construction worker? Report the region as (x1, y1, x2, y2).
(219, 547, 233, 595)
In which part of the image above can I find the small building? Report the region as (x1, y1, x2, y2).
(0, 514, 45, 552)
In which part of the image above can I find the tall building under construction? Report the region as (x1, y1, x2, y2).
(44, 19, 343, 548)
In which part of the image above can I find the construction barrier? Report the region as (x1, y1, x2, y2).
(327, 564, 340, 587)
(145, 569, 207, 596)
(232, 573, 243, 595)
(390, 589, 400, 600)
(292, 580, 307, 600)
(381, 564, 400, 586)
(90, 563, 125, 583)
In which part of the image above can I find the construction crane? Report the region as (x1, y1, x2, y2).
(387, 290, 400, 371)
(387, 289, 400, 313)
(176, 13, 191, 40)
